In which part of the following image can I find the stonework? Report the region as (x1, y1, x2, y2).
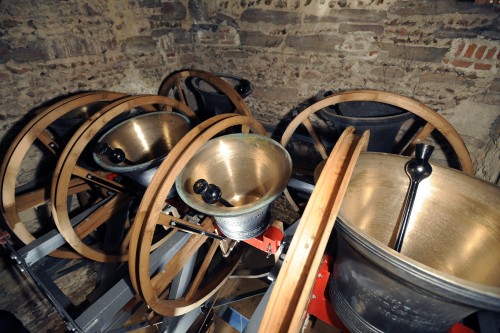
(0, 0, 499, 331)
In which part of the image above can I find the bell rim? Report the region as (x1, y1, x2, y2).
(337, 211, 500, 311)
(175, 133, 292, 217)
(93, 111, 191, 173)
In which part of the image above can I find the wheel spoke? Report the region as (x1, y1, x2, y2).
(16, 178, 89, 212)
(303, 117, 328, 160)
(185, 238, 219, 301)
(151, 233, 207, 295)
(175, 76, 187, 105)
(74, 193, 131, 238)
(37, 129, 63, 155)
(401, 122, 435, 156)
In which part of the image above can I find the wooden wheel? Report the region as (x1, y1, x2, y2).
(128, 114, 267, 316)
(0, 91, 126, 258)
(158, 69, 252, 118)
(51, 95, 196, 262)
(281, 89, 473, 211)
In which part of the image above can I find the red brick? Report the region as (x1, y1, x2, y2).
(474, 45, 487, 59)
(474, 63, 492, 70)
(451, 59, 473, 68)
(464, 43, 477, 58)
(454, 42, 465, 57)
(485, 47, 497, 60)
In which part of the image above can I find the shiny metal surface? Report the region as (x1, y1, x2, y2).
(176, 134, 292, 240)
(49, 101, 110, 137)
(93, 111, 190, 187)
(331, 152, 500, 333)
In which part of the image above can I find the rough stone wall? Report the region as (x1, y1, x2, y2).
(1, 0, 498, 183)
(0, 0, 500, 182)
(185, 0, 500, 183)
(0, 0, 193, 158)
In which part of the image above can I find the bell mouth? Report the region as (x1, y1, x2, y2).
(175, 133, 292, 217)
(336, 152, 500, 310)
(93, 111, 191, 173)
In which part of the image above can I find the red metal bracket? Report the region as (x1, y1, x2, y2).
(243, 225, 284, 255)
(307, 255, 349, 331)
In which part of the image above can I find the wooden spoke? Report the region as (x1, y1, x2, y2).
(0, 91, 125, 258)
(174, 75, 187, 105)
(281, 89, 473, 211)
(51, 95, 197, 262)
(37, 128, 63, 155)
(151, 233, 208, 294)
(302, 117, 328, 160)
(260, 128, 370, 333)
(128, 114, 266, 317)
(74, 193, 131, 239)
(184, 238, 219, 301)
(15, 178, 89, 212)
(401, 122, 435, 156)
(159, 69, 253, 118)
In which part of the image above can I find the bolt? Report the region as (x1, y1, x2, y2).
(311, 294, 317, 300)
(318, 273, 323, 278)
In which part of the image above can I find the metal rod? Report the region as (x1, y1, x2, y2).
(169, 220, 225, 241)
(394, 144, 434, 252)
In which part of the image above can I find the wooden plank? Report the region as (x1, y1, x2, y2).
(259, 128, 369, 333)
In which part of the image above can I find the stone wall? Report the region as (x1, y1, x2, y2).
(1, 0, 499, 183)
(185, 0, 500, 183)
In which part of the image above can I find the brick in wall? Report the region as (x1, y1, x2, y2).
(338, 23, 384, 35)
(11, 40, 50, 63)
(304, 9, 387, 24)
(240, 31, 283, 47)
(0, 41, 10, 64)
(121, 36, 157, 53)
(436, 28, 488, 40)
(376, 42, 448, 62)
(286, 35, 343, 53)
(489, 78, 500, 92)
(252, 85, 298, 101)
(446, 40, 498, 71)
(389, 0, 489, 16)
(241, 9, 300, 25)
(370, 66, 404, 79)
(160, 2, 187, 21)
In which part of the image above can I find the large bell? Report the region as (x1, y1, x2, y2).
(93, 111, 190, 187)
(176, 133, 292, 240)
(331, 152, 500, 333)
